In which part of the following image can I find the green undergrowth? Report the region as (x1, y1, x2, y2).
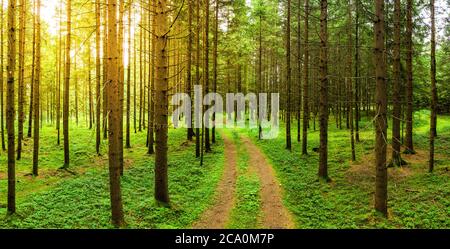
(245, 112, 449, 228)
(225, 129, 262, 229)
(0, 126, 225, 228)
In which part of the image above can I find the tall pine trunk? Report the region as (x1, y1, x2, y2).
(404, 0, 415, 154)
(318, 0, 329, 180)
(429, 0, 437, 173)
(186, 0, 194, 141)
(374, 0, 388, 217)
(391, 0, 403, 166)
(0, 0, 5, 151)
(126, 0, 132, 149)
(154, 0, 170, 204)
(6, 0, 17, 214)
(107, 0, 125, 227)
(33, 0, 41, 176)
(95, 0, 101, 154)
(17, 0, 26, 160)
(286, 0, 292, 151)
(302, 0, 309, 155)
(63, 0, 71, 167)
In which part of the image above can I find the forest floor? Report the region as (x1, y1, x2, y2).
(0, 110, 449, 228)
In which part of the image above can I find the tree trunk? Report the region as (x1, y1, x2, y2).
(212, 0, 219, 144)
(0, 0, 6, 151)
(347, 0, 355, 162)
(404, 0, 414, 154)
(148, 5, 155, 155)
(318, 0, 329, 180)
(286, 0, 292, 151)
(187, 0, 194, 141)
(96, 0, 101, 154)
(88, 46, 93, 130)
(429, 0, 437, 173)
(33, 0, 41, 176)
(6, 0, 17, 214)
(204, 0, 211, 153)
(297, 0, 302, 144)
(302, 0, 309, 155)
(126, 0, 132, 149)
(56, 1, 62, 145)
(354, 0, 360, 142)
(154, 0, 170, 204)
(374, 0, 388, 216)
(17, 0, 26, 160)
(195, 0, 201, 158)
(107, 0, 125, 227)
(118, 0, 125, 175)
(103, 0, 109, 139)
(391, 0, 403, 166)
(63, 0, 71, 167)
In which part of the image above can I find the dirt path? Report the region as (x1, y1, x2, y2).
(192, 134, 238, 229)
(242, 136, 295, 229)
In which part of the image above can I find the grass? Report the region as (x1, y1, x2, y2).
(0, 110, 448, 229)
(0, 124, 225, 228)
(225, 129, 262, 229)
(244, 111, 450, 228)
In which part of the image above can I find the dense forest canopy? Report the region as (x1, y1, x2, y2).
(0, 0, 449, 229)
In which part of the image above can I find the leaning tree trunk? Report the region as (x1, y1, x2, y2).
(154, 0, 170, 204)
(318, 0, 329, 180)
(107, 0, 125, 227)
(374, 0, 388, 217)
(6, 0, 17, 214)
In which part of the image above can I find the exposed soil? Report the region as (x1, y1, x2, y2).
(192, 134, 238, 229)
(241, 136, 295, 229)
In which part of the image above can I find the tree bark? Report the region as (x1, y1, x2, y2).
(286, 0, 292, 151)
(17, 0, 26, 160)
(318, 0, 329, 180)
(429, 0, 437, 173)
(154, 0, 170, 204)
(126, 0, 132, 149)
(96, 0, 101, 154)
(374, 0, 388, 216)
(6, 0, 17, 214)
(404, 0, 415, 154)
(302, 0, 309, 155)
(0, 0, 5, 151)
(63, 0, 71, 167)
(204, 0, 211, 153)
(391, 0, 403, 166)
(148, 6, 155, 155)
(347, 1, 355, 162)
(33, 0, 41, 176)
(212, 0, 219, 144)
(107, 0, 125, 227)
